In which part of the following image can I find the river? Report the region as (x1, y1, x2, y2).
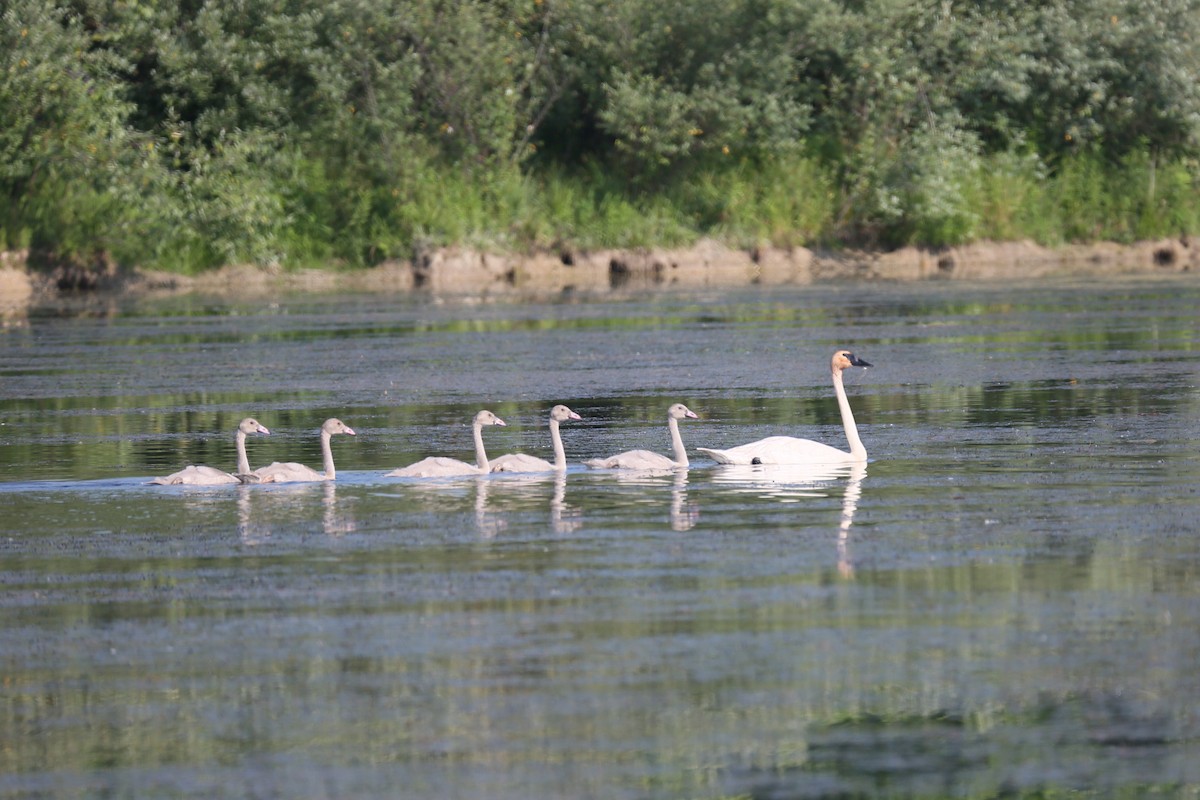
(1, 275, 1198, 798)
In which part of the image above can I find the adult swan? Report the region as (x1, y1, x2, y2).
(697, 350, 872, 466)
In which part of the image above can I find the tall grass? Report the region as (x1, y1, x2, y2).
(511, 148, 1198, 257)
(970, 149, 1200, 246)
(502, 155, 835, 254)
(31, 146, 1199, 274)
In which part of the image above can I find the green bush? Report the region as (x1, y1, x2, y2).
(1, 0, 1198, 271)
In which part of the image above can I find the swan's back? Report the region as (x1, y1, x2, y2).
(150, 465, 239, 486)
(698, 436, 857, 466)
(251, 461, 326, 483)
(490, 453, 554, 473)
(386, 457, 483, 478)
(583, 449, 676, 470)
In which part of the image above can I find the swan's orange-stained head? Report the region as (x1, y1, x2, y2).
(832, 350, 871, 372)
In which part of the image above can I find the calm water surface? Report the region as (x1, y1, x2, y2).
(1, 276, 1199, 798)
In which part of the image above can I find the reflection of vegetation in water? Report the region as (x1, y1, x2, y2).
(2, 514, 1193, 797)
(732, 691, 1182, 797)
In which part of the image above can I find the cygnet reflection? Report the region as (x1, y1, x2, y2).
(670, 469, 698, 531)
(550, 472, 583, 535)
(606, 466, 697, 531)
(477, 471, 586, 537)
(322, 481, 357, 537)
(236, 480, 358, 543)
(236, 484, 263, 544)
(473, 475, 508, 539)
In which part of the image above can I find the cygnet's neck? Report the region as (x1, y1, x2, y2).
(320, 430, 336, 479)
(549, 419, 567, 469)
(668, 416, 689, 466)
(473, 422, 490, 472)
(235, 430, 251, 474)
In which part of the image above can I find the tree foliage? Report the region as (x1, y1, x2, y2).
(1, 0, 1198, 270)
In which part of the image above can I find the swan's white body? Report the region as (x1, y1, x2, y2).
(697, 350, 871, 466)
(248, 418, 356, 483)
(490, 405, 582, 472)
(584, 403, 698, 470)
(150, 417, 270, 485)
(386, 410, 506, 477)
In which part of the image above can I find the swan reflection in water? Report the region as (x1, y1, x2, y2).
(711, 461, 866, 576)
(604, 467, 698, 531)
(550, 472, 583, 534)
(473, 475, 508, 539)
(237, 480, 357, 543)
(382, 474, 515, 539)
(837, 462, 866, 578)
(237, 484, 266, 544)
(477, 471, 585, 537)
(670, 469, 698, 531)
(321, 481, 357, 536)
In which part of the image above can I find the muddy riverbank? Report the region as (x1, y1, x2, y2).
(2, 237, 1196, 316)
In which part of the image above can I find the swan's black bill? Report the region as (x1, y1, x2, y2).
(848, 353, 871, 368)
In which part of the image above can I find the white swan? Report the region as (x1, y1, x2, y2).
(490, 404, 582, 472)
(697, 349, 871, 466)
(150, 417, 270, 485)
(385, 410, 507, 477)
(248, 418, 356, 483)
(583, 403, 698, 470)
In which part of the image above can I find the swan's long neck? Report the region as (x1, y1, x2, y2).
(321, 430, 336, 479)
(668, 416, 689, 466)
(473, 422, 490, 472)
(549, 418, 566, 470)
(235, 430, 251, 474)
(833, 368, 866, 460)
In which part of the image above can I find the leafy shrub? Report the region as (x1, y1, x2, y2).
(1, 0, 1198, 270)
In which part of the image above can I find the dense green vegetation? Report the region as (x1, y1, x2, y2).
(3, 0, 1199, 273)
